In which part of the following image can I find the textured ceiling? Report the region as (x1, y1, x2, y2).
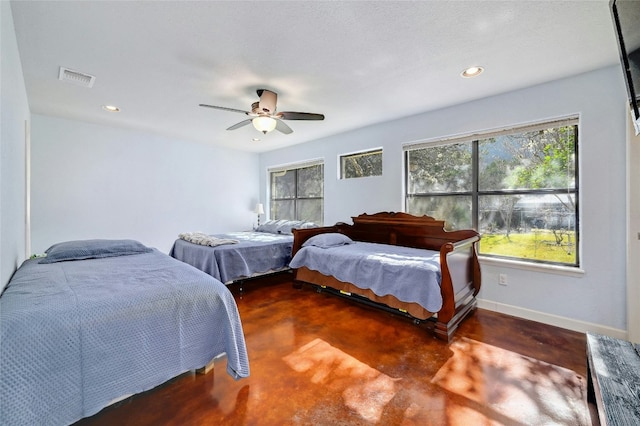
(10, 1, 621, 153)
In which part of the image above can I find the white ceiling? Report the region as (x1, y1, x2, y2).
(10, 0, 621, 153)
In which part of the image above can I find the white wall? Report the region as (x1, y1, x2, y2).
(260, 66, 629, 335)
(1, 1, 30, 291)
(627, 116, 640, 343)
(31, 115, 259, 254)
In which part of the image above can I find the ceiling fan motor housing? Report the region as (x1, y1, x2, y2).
(257, 89, 277, 114)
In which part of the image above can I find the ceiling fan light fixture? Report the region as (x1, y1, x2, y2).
(461, 66, 484, 78)
(252, 116, 277, 134)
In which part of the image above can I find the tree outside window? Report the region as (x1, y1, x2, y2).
(405, 118, 579, 267)
(340, 149, 383, 179)
(270, 163, 324, 225)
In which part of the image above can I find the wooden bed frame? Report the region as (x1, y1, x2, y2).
(291, 212, 481, 342)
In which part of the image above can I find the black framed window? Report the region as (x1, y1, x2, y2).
(405, 118, 579, 267)
(270, 161, 324, 225)
(339, 148, 383, 179)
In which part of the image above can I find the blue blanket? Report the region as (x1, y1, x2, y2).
(290, 242, 443, 312)
(0, 250, 249, 426)
(170, 231, 293, 283)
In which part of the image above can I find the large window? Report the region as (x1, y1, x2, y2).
(405, 118, 579, 267)
(269, 161, 324, 225)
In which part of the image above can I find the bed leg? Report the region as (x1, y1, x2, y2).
(195, 358, 215, 375)
(434, 322, 455, 342)
(434, 299, 478, 342)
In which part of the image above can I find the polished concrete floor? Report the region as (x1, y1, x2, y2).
(76, 273, 593, 425)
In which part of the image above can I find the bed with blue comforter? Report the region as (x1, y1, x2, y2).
(290, 212, 482, 342)
(0, 239, 249, 426)
(290, 240, 444, 312)
(169, 220, 317, 284)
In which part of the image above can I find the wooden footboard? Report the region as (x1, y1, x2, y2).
(435, 237, 482, 341)
(292, 212, 481, 342)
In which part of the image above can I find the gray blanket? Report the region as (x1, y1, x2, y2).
(0, 250, 249, 426)
(290, 242, 443, 312)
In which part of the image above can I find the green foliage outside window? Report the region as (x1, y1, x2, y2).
(270, 163, 324, 225)
(406, 120, 579, 266)
(340, 149, 383, 179)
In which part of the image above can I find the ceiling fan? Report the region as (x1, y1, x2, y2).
(199, 89, 324, 135)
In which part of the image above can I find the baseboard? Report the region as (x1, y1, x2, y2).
(477, 298, 628, 340)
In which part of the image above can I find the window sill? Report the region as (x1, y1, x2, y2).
(478, 255, 585, 277)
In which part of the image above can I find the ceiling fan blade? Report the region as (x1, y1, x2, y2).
(199, 104, 249, 115)
(257, 89, 277, 114)
(277, 111, 325, 121)
(275, 119, 293, 134)
(227, 119, 253, 131)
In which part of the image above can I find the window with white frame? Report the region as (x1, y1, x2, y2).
(339, 148, 383, 179)
(405, 117, 579, 267)
(269, 160, 324, 225)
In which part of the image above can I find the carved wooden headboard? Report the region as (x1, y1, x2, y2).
(351, 211, 445, 227)
(292, 212, 479, 255)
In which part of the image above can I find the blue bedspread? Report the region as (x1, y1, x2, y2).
(0, 250, 249, 426)
(170, 231, 293, 283)
(290, 242, 443, 312)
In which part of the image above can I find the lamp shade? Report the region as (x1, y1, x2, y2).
(254, 203, 265, 215)
(252, 116, 277, 134)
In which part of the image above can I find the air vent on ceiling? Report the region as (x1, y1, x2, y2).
(58, 67, 95, 88)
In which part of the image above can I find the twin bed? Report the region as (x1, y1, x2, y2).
(0, 239, 249, 426)
(289, 212, 482, 341)
(169, 220, 317, 285)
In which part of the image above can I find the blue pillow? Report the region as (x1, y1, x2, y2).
(257, 220, 319, 235)
(255, 220, 282, 234)
(302, 233, 353, 249)
(40, 239, 152, 263)
(276, 220, 319, 235)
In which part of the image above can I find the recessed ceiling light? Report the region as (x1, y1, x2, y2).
(461, 66, 484, 78)
(252, 138, 261, 142)
(102, 105, 120, 112)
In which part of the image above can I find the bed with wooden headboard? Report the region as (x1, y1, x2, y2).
(290, 212, 481, 341)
